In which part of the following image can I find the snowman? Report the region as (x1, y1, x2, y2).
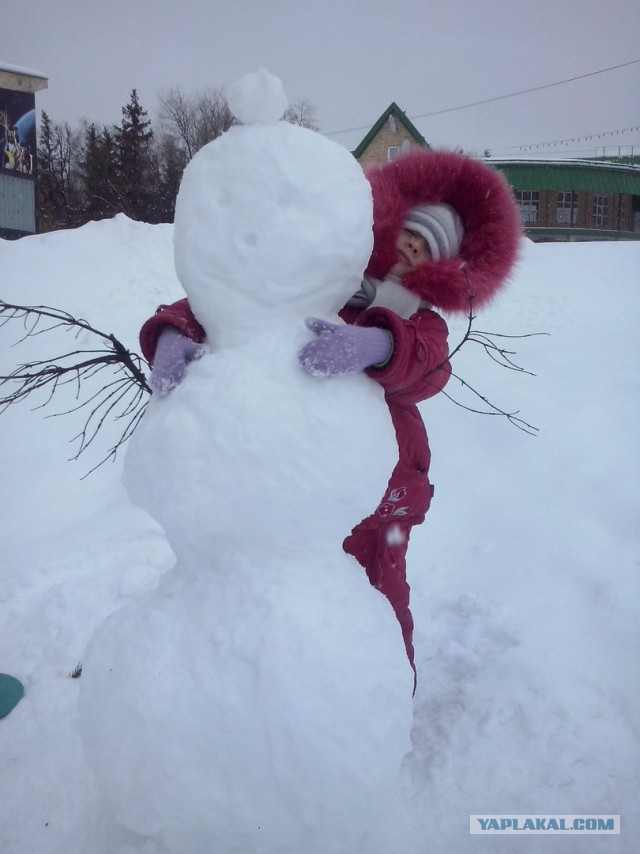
(80, 71, 413, 854)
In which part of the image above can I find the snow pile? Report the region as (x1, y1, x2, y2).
(78, 72, 412, 853)
(1, 125, 639, 854)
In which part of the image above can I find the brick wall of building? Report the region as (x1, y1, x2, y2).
(357, 125, 420, 168)
(518, 189, 635, 233)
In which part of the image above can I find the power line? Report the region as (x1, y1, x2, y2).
(409, 59, 640, 120)
(325, 59, 640, 137)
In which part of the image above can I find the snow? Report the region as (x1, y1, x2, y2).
(78, 101, 413, 853)
(226, 69, 288, 125)
(1, 223, 639, 849)
(486, 155, 640, 172)
(0, 61, 48, 80)
(172, 100, 373, 345)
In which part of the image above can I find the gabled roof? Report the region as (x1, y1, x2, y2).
(352, 102, 428, 158)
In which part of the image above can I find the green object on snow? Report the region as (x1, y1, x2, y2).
(0, 674, 24, 719)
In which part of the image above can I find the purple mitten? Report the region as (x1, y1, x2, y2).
(150, 326, 207, 395)
(298, 317, 393, 377)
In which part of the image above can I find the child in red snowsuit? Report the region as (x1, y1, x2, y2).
(139, 149, 521, 682)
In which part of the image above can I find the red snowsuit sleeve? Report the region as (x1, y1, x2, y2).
(339, 304, 451, 405)
(139, 298, 206, 366)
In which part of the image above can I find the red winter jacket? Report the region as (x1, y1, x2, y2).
(139, 295, 450, 495)
(140, 147, 522, 522)
(139, 149, 521, 677)
(140, 299, 450, 405)
(139, 293, 448, 686)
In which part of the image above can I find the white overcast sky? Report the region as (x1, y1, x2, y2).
(2, 0, 639, 158)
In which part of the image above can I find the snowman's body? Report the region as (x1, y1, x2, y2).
(80, 74, 413, 853)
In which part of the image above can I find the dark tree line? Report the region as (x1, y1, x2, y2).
(36, 88, 319, 233)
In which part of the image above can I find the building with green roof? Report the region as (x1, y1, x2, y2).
(488, 158, 640, 242)
(351, 103, 640, 243)
(351, 102, 429, 168)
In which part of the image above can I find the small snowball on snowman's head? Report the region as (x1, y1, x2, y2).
(227, 69, 288, 125)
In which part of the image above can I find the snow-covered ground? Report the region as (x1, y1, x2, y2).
(1, 217, 638, 852)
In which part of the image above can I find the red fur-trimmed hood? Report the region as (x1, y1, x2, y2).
(365, 149, 522, 314)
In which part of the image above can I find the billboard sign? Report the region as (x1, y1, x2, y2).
(1, 87, 37, 234)
(1, 88, 36, 179)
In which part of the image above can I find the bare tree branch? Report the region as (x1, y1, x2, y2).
(441, 373, 539, 435)
(0, 301, 150, 472)
(158, 87, 236, 160)
(1, 286, 545, 479)
(423, 296, 547, 434)
(282, 99, 319, 131)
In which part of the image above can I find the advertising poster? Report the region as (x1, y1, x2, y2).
(1, 88, 36, 179)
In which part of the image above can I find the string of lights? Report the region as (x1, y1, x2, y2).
(513, 124, 640, 152)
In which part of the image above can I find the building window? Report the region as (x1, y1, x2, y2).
(388, 146, 400, 161)
(556, 192, 578, 224)
(592, 195, 608, 227)
(515, 190, 539, 223)
(619, 197, 628, 231)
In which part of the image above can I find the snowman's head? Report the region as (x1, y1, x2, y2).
(173, 71, 373, 341)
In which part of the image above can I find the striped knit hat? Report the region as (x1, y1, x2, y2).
(403, 203, 464, 262)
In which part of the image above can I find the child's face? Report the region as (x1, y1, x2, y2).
(392, 228, 431, 277)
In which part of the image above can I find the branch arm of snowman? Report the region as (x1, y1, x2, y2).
(439, 297, 546, 435)
(0, 71, 541, 489)
(0, 293, 543, 477)
(0, 300, 151, 473)
(298, 293, 545, 435)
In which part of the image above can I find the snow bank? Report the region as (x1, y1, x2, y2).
(1, 218, 638, 853)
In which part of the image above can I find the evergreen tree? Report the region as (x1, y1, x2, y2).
(114, 89, 158, 222)
(80, 123, 119, 221)
(33, 84, 319, 233)
(37, 111, 58, 231)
